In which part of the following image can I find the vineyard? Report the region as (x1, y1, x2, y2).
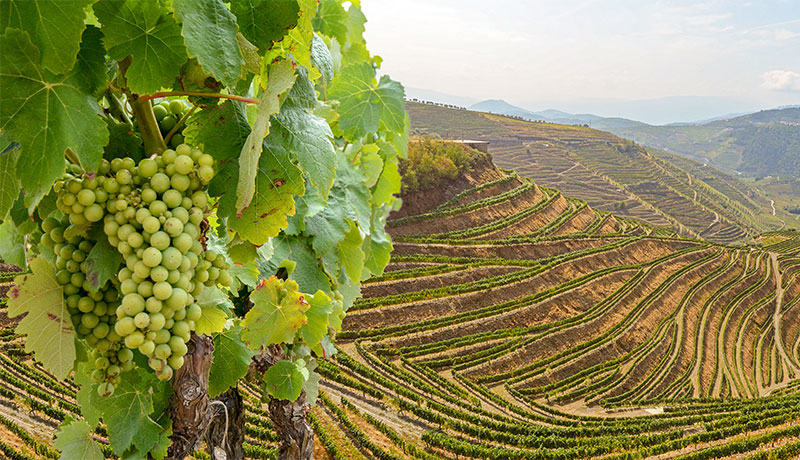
(406, 102, 791, 244)
(3, 143, 800, 459)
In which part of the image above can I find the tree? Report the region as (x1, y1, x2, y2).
(0, 1, 407, 459)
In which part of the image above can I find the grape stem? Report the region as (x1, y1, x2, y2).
(164, 105, 197, 145)
(140, 91, 260, 105)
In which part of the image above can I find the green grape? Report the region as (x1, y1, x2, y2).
(91, 369, 105, 384)
(116, 169, 132, 185)
(170, 174, 190, 192)
(162, 247, 182, 270)
(139, 340, 156, 356)
(93, 323, 110, 338)
(95, 356, 110, 370)
(121, 157, 136, 170)
(118, 348, 134, 363)
(124, 331, 145, 349)
(166, 288, 188, 310)
(186, 303, 202, 322)
(169, 100, 185, 115)
(150, 231, 171, 251)
(149, 313, 166, 332)
(160, 116, 176, 133)
(198, 154, 214, 167)
(143, 216, 160, 234)
(153, 282, 173, 301)
(98, 382, 115, 397)
(169, 335, 188, 356)
(150, 266, 169, 283)
(169, 133, 184, 148)
(172, 320, 190, 338)
(190, 191, 208, 209)
(150, 200, 168, 216)
(142, 188, 157, 203)
(151, 173, 171, 193)
(145, 297, 163, 313)
(163, 149, 177, 165)
(156, 366, 173, 382)
(138, 158, 158, 178)
(127, 232, 144, 249)
(162, 189, 182, 208)
(168, 355, 184, 370)
(84, 203, 104, 222)
(122, 293, 145, 316)
(174, 155, 194, 175)
(134, 312, 150, 329)
(198, 165, 214, 183)
(77, 189, 96, 206)
(114, 317, 136, 336)
(137, 280, 154, 298)
(153, 104, 168, 120)
(164, 217, 184, 237)
(154, 343, 171, 360)
(81, 313, 100, 329)
(106, 365, 121, 377)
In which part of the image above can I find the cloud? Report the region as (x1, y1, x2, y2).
(761, 70, 800, 91)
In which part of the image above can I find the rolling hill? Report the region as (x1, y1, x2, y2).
(408, 101, 797, 243)
(3, 142, 800, 459)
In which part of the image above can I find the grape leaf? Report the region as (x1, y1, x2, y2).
(0, 136, 20, 219)
(209, 327, 256, 398)
(313, 0, 348, 45)
(310, 33, 333, 90)
(236, 59, 296, 213)
(305, 152, 371, 256)
(328, 62, 406, 141)
(230, 0, 300, 53)
(94, 0, 187, 94)
(1, 0, 93, 74)
(338, 221, 365, 283)
(173, 0, 243, 88)
(300, 359, 321, 404)
(6, 257, 75, 379)
(372, 155, 401, 206)
(363, 208, 393, 276)
(263, 0, 316, 68)
(0, 29, 109, 211)
(267, 235, 332, 294)
(185, 100, 250, 162)
(74, 25, 107, 97)
(80, 366, 172, 456)
(346, 4, 367, 45)
(85, 236, 123, 293)
(241, 277, 309, 349)
(227, 137, 305, 245)
(54, 418, 104, 460)
(264, 359, 304, 400)
(0, 220, 25, 269)
(195, 286, 232, 335)
(272, 106, 336, 198)
(299, 290, 332, 348)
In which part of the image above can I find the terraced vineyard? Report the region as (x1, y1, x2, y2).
(407, 102, 790, 244)
(3, 149, 800, 459)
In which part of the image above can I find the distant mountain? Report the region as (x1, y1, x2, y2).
(468, 99, 542, 119)
(404, 87, 479, 107)
(607, 107, 800, 177)
(468, 99, 646, 130)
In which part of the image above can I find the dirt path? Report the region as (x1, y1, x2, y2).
(770, 199, 776, 216)
(763, 252, 799, 395)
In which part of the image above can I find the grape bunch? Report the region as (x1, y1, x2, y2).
(42, 142, 232, 395)
(153, 100, 191, 149)
(102, 144, 231, 383)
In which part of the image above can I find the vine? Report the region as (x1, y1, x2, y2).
(0, 0, 406, 459)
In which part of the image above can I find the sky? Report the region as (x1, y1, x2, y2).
(360, 0, 800, 124)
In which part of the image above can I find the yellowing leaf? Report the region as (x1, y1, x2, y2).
(241, 276, 309, 349)
(236, 59, 297, 214)
(195, 286, 232, 335)
(7, 257, 75, 380)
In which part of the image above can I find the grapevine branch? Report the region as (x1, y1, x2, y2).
(164, 106, 197, 145)
(139, 91, 260, 105)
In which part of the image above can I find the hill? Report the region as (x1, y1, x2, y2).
(606, 108, 800, 177)
(4, 142, 800, 459)
(407, 101, 797, 243)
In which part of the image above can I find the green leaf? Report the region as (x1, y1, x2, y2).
(236, 59, 297, 213)
(7, 258, 75, 379)
(227, 136, 305, 245)
(54, 418, 104, 460)
(195, 286, 232, 335)
(1, 0, 93, 74)
(185, 100, 250, 163)
(310, 33, 333, 89)
(264, 360, 304, 400)
(85, 237, 123, 293)
(300, 359, 321, 404)
(372, 155, 401, 206)
(209, 327, 256, 398)
(0, 136, 20, 219)
(272, 106, 336, 198)
(338, 221, 364, 283)
(79, 366, 172, 455)
(173, 0, 243, 88)
(267, 235, 332, 294)
(299, 290, 332, 348)
(94, 0, 187, 94)
(104, 117, 144, 161)
(328, 62, 406, 140)
(230, 0, 300, 53)
(262, 0, 316, 68)
(363, 208, 393, 276)
(74, 25, 107, 96)
(0, 29, 109, 211)
(0, 220, 25, 268)
(241, 277, 309, 348)
(313, 0, 348, 45)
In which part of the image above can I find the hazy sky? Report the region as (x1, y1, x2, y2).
(361, 0, 800, 122)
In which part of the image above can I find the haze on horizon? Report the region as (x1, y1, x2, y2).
(362, 0, 800, 125)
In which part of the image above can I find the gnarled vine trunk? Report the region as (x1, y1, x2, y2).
(166, 333, 215, 460)
(253, 345, 314, 460)
(207, 388, 246, 460)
